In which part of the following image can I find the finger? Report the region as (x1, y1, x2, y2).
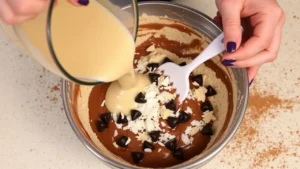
(233, 50, 274, 68)
(247, 66, 260, 82)
(0, 0, 16, 24)
(68, 0, 89, 6)
(223, 14, 278, 61)
(233, 17, 284, 68)
(0, 0, 37, 24)
(1, 13, 36, 24)
(7, 0, 49, 15)
(266, 11, 286, 53)
(218, 0, 243, 53)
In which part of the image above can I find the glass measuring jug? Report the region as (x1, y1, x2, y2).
(0, 0, 138, 85)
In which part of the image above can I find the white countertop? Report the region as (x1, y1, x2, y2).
(0, 0, 299, 169)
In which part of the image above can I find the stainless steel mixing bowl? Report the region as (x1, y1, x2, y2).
(62, 2, 249, 169)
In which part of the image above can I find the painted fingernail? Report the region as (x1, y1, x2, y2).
(249, 79, 254, 87)
(227, 41, 236, 53)
(221, 59, 236, 66)
(78, 0, 89, 6)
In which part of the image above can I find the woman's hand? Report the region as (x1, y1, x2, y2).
(0, 0, 89, 24)
(215, 0, 285, 83)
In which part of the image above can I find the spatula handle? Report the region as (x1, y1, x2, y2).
(186, 33, 225, 73)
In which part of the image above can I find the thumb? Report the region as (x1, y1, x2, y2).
(217, 0, 243, 53)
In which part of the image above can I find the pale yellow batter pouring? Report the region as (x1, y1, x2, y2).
(18, 1, 148, 115)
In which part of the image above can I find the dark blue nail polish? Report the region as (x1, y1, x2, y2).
(249, 79, 254, 86)
(221, 59, 236, 66)
(227, 41, 236, 53)
(78, 0, 89, 6)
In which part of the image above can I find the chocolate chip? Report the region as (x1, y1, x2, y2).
(201, 125, 213, 136)
(143, 141, 154, 151)
(116, 136, 129, 147)
(178, 111, 191, 123)
(201, 99, 213, 112)
(148, 73, 160, 84)
(191, 74, 203, 86)
(117, 114, 128, 124)
(179, 62, 187, 66)
(100, 112, 111, 125)
(162, 57, 173, 64)
(131, 152, 144, 164)
(165, 138, 177, 152)
(131, 109, 142, 121)
(167, 117, 179, 129)
(165, 100, 176, 111)
(172, 148, 184, 160)
(95, 120, 107, 132)
(206, 85, 217, 97)
(135, 92, 147, 103)
(149, 131, 160, 142)
(147, 63, 159, 71)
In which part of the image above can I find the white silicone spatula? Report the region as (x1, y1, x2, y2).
(159, 33, 225, 103)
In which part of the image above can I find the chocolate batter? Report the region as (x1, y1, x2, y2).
(74, 22, 233, 168)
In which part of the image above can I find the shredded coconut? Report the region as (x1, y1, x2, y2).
(190, 126, 202, 136)
(146, 45, 156, 52)
(159, 133, 176, 143)
(193, 87, 207, 102)
(160, 105, 175, 119)
(185, 126, 192, 134)
(125, 138, 131, 146)
(186, 106, 193, 114)
(136, 132, 149, 142)
(191, 120, 203, 126)
(158, 142, 165, 147)
(202, 111, 217, 124)
(181, 134, 191, 145)
(114, 130, 118, 137)
(144, 148, 153, 153)
(113, 142, 119, 148)
(157, 91, 176, 104)
(192, 81, 200, 86)
(158, 76, 170, 87)
(101, 100, 105, 107)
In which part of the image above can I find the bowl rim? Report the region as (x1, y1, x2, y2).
(62, 1, 249, 169)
